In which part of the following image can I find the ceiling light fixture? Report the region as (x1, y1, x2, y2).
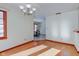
(26, 4, 31, 8)
(19, 5, 24, 10)
(32, 8, 36, 11)
(19, 4, 36, 15)
(29, 10, 33, 14)
(23, 9, 26, 13)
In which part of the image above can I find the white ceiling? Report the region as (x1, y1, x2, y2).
(0, 3, 79, 17)
(36, 3, 79, 17)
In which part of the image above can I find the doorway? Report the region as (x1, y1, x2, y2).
(33, 19, 46, 40)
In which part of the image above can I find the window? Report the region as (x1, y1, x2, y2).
(0, 10, 7, 39)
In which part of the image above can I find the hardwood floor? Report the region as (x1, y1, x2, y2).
(0, 40, 79, 56)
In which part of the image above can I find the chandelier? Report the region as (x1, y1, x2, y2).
(19, 4, 36, 15)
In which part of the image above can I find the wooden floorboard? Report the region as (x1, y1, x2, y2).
(0, 40, 79, 56)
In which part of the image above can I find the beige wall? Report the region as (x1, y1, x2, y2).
(46, 9, 79, 51)
(0, 4, 33, 52)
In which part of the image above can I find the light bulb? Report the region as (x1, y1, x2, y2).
(29, 10, 33, 14)
(32, 8, 36, 11)
(26, 4, 31, 8)
(23, 9, 26, 13)
(19, 5, 24, 10)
